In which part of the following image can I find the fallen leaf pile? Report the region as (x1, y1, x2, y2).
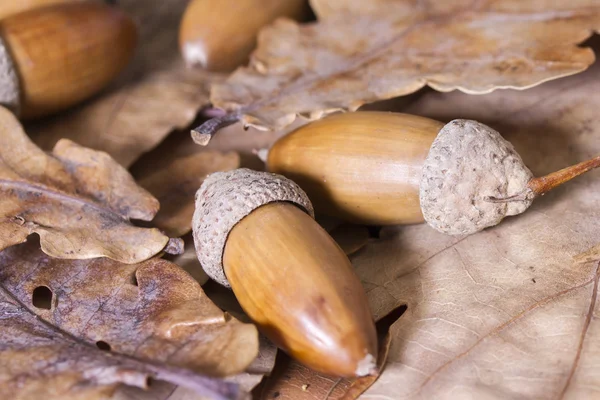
(0, 0, 253, 398)
(194, 0, 600, 142)
(3, 0, 600, 399)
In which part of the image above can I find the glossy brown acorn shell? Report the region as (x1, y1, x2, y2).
(0, 0, 76, 20)
(267, 112, 444, 225)
(223, 202, 377, 377)
(0, 2, 137, 119)
(179, 0, 308, 72)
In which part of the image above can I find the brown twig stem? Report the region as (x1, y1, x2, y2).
(191, 113, 240, 146)
(485, 155, 600, 203)
(527, 155, 600, 196)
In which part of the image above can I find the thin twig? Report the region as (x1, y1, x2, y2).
(191, 113, 240, 146)
(485, 155, 600, 203)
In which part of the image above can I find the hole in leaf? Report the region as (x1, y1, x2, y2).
(366, 225, 382, 239)
(375, 304, 407, 334)
(130, 273, 138, 286)
(96, 341, 111, 351)
(146, 377, 153, 388)
(32, 286, 53, 310)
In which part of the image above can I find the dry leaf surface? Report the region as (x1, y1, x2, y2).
(0, 240, 258, 399)
(118, 288, 279, 400)
(348, 58, 600, 399)
(329, 224, 370, 256)
(195, 0, 600, 141)
(171, 235, 210, 287)
(131, 118, 297, 238)
(30, 0, 223, 167)
(0, 106, 178, 263)
(258, 321, 394, 400)
(134, 150, 240, 237)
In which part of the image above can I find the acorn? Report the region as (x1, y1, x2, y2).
(0, 0, 76, 20)
(179, 0, 308, 71)
(265, 111, 600, 235)
(192, 168, 377, 377)
(0, 2, 137, 119)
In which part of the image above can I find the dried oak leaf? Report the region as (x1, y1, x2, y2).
(0, 240, 258, 400)
(114, 282, 278, 400)
(193, 0, 600, 142)
(258, 322, 394, 400)
(0, 106, 178, 263)
(347, 57, 600, 398)
(30, 0, 225, 167)
(131, 113, 301, 237)
(134, 150, 240, 237)
(132, 336, 279, 400)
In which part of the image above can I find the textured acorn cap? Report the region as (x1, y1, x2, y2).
(193, 168, 314, 287)
(0, 37, 20, 114)
(420, 119, 534, 235)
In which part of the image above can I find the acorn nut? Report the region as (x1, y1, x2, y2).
(0, 2, 137, 119)
(179, 0, 309, 71)
(266, 111, 600, 235)
(0, 0, 77, 20)
(192, 168, 378, 377)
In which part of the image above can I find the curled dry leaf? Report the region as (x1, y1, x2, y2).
(30, 0, 224, 167)
(0, 106, 178, 263)
(348, 59, 600, 398)
(193, 0, 600, 143)
(0, 240, 259, 400)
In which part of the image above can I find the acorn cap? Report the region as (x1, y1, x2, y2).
(420, 119, 534, 235)
(0, 37, 20, 115)
(193, 168, 314, 287)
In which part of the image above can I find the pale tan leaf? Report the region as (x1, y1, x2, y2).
(30, 0, 224, 167)
(309, 0, 467, 19)
(0, 106, 178, 263)
(194, 0, 600, 142)
(349, 58, 600, 399)
(0, 240, 258, 399)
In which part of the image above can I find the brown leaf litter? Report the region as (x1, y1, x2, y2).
(0, 106, 179, 263)
(0, 240, 258, 399)
(193, 0, 600, 144)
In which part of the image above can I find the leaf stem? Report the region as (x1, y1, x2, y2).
(191, 113, 240, 146)
(527, 155, 600, 196)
